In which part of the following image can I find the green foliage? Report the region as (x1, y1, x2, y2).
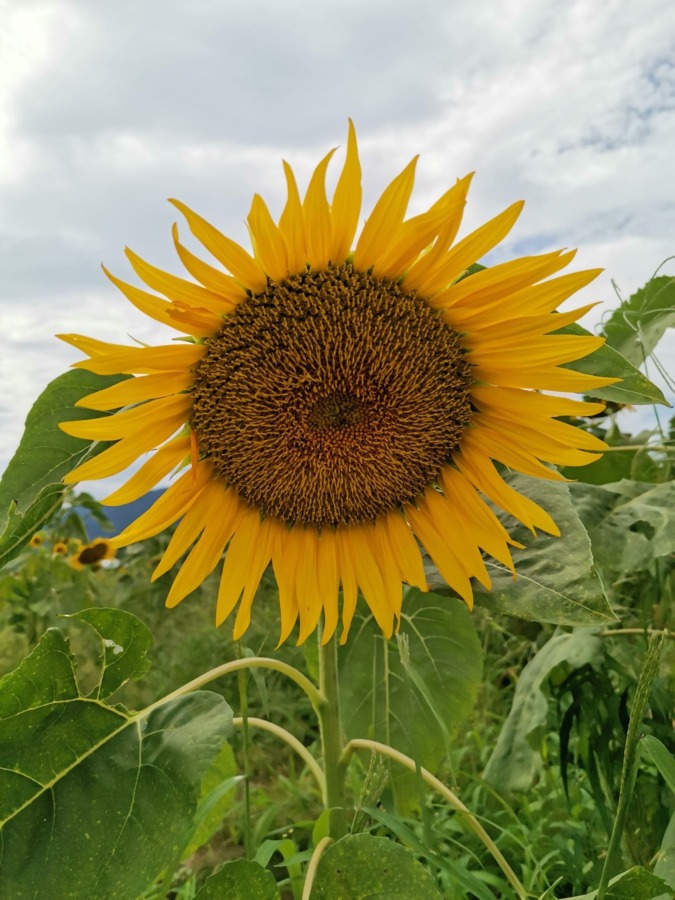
(484, 630, 603, 793)
(339, 591, 483, 809)
(0, 616, 233, 899)
(194, 859, 279, 898)
(641, 735, 675, 795)
(570, 866, 670, 899)
(310, 834, 442, 898)
(602, 276, 675, 368)
(470, 474, 617, 626)
(0, 369, 126, 570)
(559, 322, 668, 406)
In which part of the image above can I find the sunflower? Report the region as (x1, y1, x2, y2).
(69, 538, 116, 571)
(59, 122, 615, 645)
(29, 534, 44, 549)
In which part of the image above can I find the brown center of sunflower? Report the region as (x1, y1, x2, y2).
(191, 263, 473, 528)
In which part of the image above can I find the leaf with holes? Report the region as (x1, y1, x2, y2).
(0, 624, 232, 899)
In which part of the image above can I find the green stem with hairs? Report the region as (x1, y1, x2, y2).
(596, 629, 667, 900)
(317, 630, 349, 839)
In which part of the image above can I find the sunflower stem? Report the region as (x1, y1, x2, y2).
(317, 630, 349, 840)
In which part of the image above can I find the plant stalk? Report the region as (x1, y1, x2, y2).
(317, 630, 348, 839)
(596, 629, 667, 900)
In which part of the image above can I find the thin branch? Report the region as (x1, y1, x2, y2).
(301, 836, 334, 900)
(140, 656, 324, 718)
(342, 738, 529, 900)
(232, 716, 326, 795)
(601, 628, 675, 640)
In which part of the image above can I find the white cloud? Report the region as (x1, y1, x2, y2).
(2, 0, 674, 486)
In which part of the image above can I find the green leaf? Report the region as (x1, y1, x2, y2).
(0, 627, 232, 899)
(602, 275, 675, 368)
(0, 483, 66, 570)
(194, 858, 279, 899)
(561, 424, 664, 485)
(654, 812, 675, 897)
(468, 474, 617, 626)
(560, 323, 669, 406)
(641, 735, 675, 794)
(339, 590, 482, 809)
(569, 866, 670, 899)
(65, 607, 153, 699)
(484, 630, 603, 792)
(183, 742, 240, 857)
(0, 371, 129, 571)
(310, 834, 442, 899)
(571, 480, 675, 590)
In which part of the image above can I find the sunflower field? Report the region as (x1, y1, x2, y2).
(0, 131, 674, 899)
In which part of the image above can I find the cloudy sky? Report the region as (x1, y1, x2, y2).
(2, 0, 674, 493)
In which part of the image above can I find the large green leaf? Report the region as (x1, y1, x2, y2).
(339, 590, 482, 808)
(0, 369, 128, 568)
(465, 474, 617, 626)
(561, 424, 664, 485)
(310, 834, 442, 899)
(0, 624, 233, 899)
(66, 607, 153, 699)
(654, 812, 675, 899)
(569, 866, 670, 899)
(194, 859, 279, 899)
(602, 275, 675, 368)
(570, 480, 675, 590)
(560, 323, 668, 406)
(483, 630, 602, 792)
(0, 483, 66, 570)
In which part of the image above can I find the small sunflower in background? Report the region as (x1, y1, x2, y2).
(52, 541, 69, 556)
(59, 122, 615, 645)
(29, 534, 44, 549)
(69, 538, 116, 571)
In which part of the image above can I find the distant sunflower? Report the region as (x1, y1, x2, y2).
(52, 540, 69, 555)
(59, 123, 615, 645)
(29, 534, 44, 548)
(69, 538, 116, 570)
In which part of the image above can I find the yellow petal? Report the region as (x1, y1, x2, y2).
(166, 483, 244, 608)
(347, 524, 396, 637)
(303, 149, 336, 270)
(111, 463, 212, 547)
(296, 528, 323, 644)
(75, 371, 192, 411)
(278, 162, 306, 275)
(124, 247, 233, 316)
(409, 201, 524, 297)
(272, 522, 300, 646)
(102, 436, 190, 506)
(401, 174, 473, 290)
(337, 530, 359, 646)
(460, 304, 599, 348)
(233, 517, 276, 639)
(64, 421, 181, 484)
(152, 484, 217, 579)
(170, 199, 266, 291)
(330, 119, 362, 264)
(172, 223, 247, 304)
(247, 193, 289, 282)
(384, 509, 427, 591)
(375, 175, 474, 279)
(471, 385, 605, 419)
(59, 394, 191, 440)
(353, 156, 418, 271)
(71, 342, 205, 376)
(440, 467, 518, 573)
(215, 507, 262, 626)
(405, 500, 474, 607)
(317, 528, 340, 644)
(454, 443, 559, 535)
(57, 333, 131, 358)
(102, 266, 177, 330)
(419, 489, 491, 590)
(468, 334, 605, 368)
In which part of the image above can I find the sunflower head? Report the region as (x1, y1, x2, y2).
(52, 540, 69, 555)
(69, 538, 116, 571)
(29, 533, 44, 549)
(58, 122, 616, 645)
